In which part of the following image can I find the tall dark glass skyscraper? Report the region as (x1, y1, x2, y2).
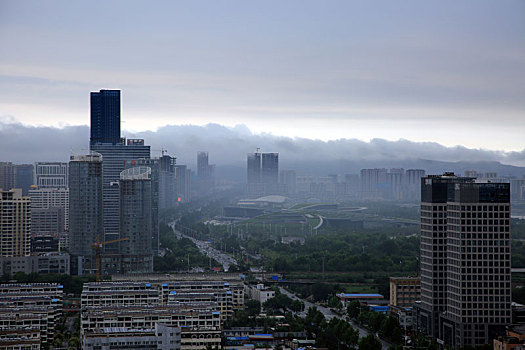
(90, 89, 121, 145)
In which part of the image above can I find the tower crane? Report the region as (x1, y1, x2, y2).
(90, 235, 129, 282)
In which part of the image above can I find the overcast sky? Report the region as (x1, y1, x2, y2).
(1, 1, 524, 151)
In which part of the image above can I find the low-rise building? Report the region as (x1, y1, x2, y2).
(389, 277, 420, 308)
(246, 284, 276, 305)
(0, 253, 70, 276)
(0, 283, 63, 347)
(494, 324, 525, 350)
(83, 323, 181, 350)
(336, 293, 386, 307)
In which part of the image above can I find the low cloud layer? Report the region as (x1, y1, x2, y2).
(2, 120, 525, 176)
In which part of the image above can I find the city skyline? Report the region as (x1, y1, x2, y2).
(1, 1, 524, 151)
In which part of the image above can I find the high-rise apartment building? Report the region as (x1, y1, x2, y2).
(159, 154, 177, 209)
(0, 162, 15, 191)
(90, 89, 121, 146)
(360, 168, 387, 199)
(119, 167, 154, 273)
(280, 170, 296, 194)
(0, 189, 31, 257)
(174, 165, 191, 202)
(418, 173, 511, 348)
(197, 151, 209, 179)
(69, 154, 103, 274)
(34, 162, 68, 189)
(196, 151, 215, 194)
(29, 187, 69, 231)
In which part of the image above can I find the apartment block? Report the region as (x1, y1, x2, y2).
(0, 189, 31, 257)
(0, 283, 63, 346)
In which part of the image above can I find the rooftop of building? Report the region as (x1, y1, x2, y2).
(336, 293, 384, 299)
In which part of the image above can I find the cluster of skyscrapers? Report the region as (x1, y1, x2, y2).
(0, 90, 192, 277)
(69, 89, 191, 275)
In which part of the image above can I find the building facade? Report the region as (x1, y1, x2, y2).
(389, 277, 421, 308)
(90, 140, 151, 237)
(29, 187, 69, 231)
(159, 154, 177, 209)
(0, 162, 15, 191)
(68, 154, 103, 274)
(0, 189, 31, 257)
(34, 162, 69, 189)
(418, 173, 511, 348)
(119, 166, 154, 273)
(90, 89, 121, 146)
(15, 164, 34, 196)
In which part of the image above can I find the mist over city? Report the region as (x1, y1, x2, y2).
(1, 1, 525, 350)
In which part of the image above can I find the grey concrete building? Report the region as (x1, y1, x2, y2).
(34, 162, 68, 189)
(69, 154, 103, 274)
(417, 173, 511, 348)
(90, 140, 150, 238)
(119, 166, 154, 273)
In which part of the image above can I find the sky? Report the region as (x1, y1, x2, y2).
(0, 1, 524, 152)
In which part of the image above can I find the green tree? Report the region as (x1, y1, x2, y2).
(358, 334, 382, 350)
(347, 300, 361, 318)
(245, 299, 261, 316)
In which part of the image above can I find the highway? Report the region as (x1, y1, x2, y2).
(168, 221, 238, 271)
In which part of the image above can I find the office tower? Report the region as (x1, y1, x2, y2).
(174, 165, 191, 202)
(0, 189, 31, 257)
(14, 164, 34, 196)
(261, 153, 278, 185)
(90, 89, 121, 146)
(418, 173, 511, 348)
(29, 187, 69, 231)
(90, 139, 150, 237)
(197, 151, 209, 179)
(360, 168, 387, 199)
(69, 153, 103, 274)
(159, 154, 177, 209)
(119, 167, 153, 273)
(0, 162, 15, 191)
(280, 170, 296, 194)
(247, 152, 278, 195)
(34, 162, 68, 189)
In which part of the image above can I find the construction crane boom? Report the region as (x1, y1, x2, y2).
(90, 235, 130, 281)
